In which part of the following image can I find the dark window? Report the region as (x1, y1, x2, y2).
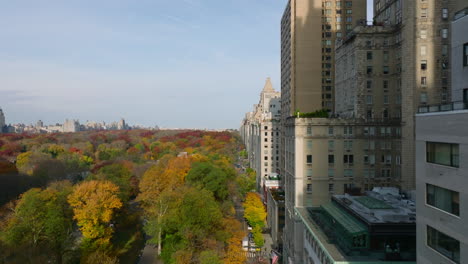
(306, 155, 312, 164)
(464, 43, 468, 67)
(463, 89, 468, 105)
(427, 226, 460, 263)
(383, 66, 389, 74)
(366, 80, 372, 89)
(367, 51, 373, 60)
(343, 155, 354, 164)
(426, 142, 459, 167)
(367, 66, 373, 74)
(421, 60, 427, 70)
(426, 184, 459, 216)
(328, 155, 334, 164)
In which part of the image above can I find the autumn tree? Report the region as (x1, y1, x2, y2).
(1, 182, 74, 263)
(68, 180, 123, 249)
(243, 192, 266, 247)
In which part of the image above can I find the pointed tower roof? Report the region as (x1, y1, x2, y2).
(262, 77, 275, 92)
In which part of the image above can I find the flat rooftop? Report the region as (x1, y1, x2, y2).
(296, 207, 415, 264)
(332, 188, 416, 224)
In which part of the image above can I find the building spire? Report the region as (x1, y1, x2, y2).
(262, 77, 275, 92)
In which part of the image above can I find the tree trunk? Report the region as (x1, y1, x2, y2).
(157, 228, 162, 256)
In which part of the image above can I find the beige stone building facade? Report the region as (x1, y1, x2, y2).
(240, 78, 281, 191)
(373, 0, 468, 191)
(280, 1, 367, 262)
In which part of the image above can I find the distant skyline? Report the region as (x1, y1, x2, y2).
(0, 0, 374, 129)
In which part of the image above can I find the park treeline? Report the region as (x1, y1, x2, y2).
(0, 130, 256, 264)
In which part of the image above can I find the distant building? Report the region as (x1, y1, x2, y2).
(415, 8, 468, 264)
(0, 108, 5, 133)
(117, 118, 127, 130)
(36, 120, 44, 128)
(296, 188, 416, 264)
(63, 119, 80, 133)
(240, 78, 281, 191)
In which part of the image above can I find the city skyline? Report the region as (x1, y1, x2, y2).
(0, 0, 373, 129)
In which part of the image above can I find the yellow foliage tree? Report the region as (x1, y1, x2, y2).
(223, 218, 247, 264)
(67, 180, 122, 247)
(243, 192, 266, 229)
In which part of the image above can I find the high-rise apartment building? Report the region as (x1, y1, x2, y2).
(0, 108, 5, 133)
(373, 0, 467, 191)
(240, 78, 281, 190)
(280, 1, 367, 262)
(415, 8, 468, 264)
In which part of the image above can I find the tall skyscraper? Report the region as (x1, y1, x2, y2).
(373, 0, 468, 191)
(280, 1, 367, 263)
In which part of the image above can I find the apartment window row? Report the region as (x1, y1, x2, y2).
(426, 142, 459, 168)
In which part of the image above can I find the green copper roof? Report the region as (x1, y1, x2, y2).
(321, 203, 367, 235)
(354, 196, 394, 209)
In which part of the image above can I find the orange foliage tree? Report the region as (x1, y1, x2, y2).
(67, 180, 122, 248)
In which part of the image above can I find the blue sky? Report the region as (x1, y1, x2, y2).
(0, 0, 373, 129)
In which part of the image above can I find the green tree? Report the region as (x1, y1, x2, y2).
(186, 162, 229, 201)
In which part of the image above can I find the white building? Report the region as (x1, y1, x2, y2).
(63, 119, 80, 133)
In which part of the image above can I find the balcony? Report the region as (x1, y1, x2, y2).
(417, 101, 468, 114)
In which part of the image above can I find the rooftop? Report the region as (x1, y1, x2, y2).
(333, 188, 416, 224)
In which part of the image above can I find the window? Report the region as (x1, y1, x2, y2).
(421, 76, 427, 85)
(264, 156, 268, 160)
(367, 51, 373, 60)
(328, 168, 334, 178)
(346, 16, 352, 22)
(427, 226, 460, 263)
(421, 45, 427, 56)
(306, 155, 313, 164)
(264, 138, 268, 142)
(366, 95, 373, 104)
(307, 125, 312, 135)
(427, 142, 459, 167)
(421, 29, 427, 39)
(442, 44, 448, 56)
(264, 126, 268, 130)
(307, 169, 313, 180)
(383, 66, 389, 74)
(343, 155, 354, 164)
(464, 43, 468, 67)
(442, 28, 448, 39)
(442, 8, 448, 19)
(328, 184, 334, 192)
(426, 184, 459, 216)
(383, 80, 389, 89)
(366, 80, 372, 89)
(380, 51, 388, 64)
(344, 126, 353, 135)
(336, 16, 342, 22)
(421, 8, 427, 18)
(306, 184, 312, 193)
(421, 60, 427, 70)
(346, 9, 352, 14)
(420, 92, 427, 103)
(345, 1, 352, 7)
(384, 95, 389, 104)
(344, 140, 353, 150)
(328, 140, 334, 150)
(344, 169, 353, 177)
(307, 140, 313, 149)
(328, 127, 334, 135)
(367, 66, 373, 74)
